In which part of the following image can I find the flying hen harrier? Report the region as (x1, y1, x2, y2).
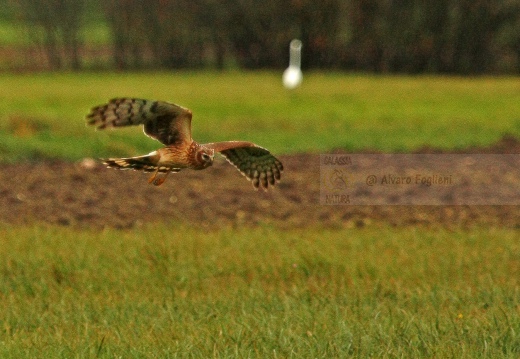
(86, 98, 283, 190)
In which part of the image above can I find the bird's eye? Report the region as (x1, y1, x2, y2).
(202, 153, 210, 161)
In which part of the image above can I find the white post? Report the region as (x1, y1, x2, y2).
(283, 39, 303, 89)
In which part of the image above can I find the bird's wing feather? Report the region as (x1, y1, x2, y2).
(86, 98, 192, 146)
(203, 141, 283, 190)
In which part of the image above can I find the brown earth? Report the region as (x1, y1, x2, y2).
(1, 135, 519, 229)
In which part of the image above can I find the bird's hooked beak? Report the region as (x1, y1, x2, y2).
(197, 148, 215, 169)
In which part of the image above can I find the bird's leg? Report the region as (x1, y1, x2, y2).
(149, 170, 170, 186)
(147, 167, 160, 184)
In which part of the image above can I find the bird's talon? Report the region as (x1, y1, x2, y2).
(153, 178, 165, 186)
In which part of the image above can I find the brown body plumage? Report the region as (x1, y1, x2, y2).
(86, 98, 283, 189)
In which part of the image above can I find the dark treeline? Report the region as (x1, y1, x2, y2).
(6, 0, 520, 73)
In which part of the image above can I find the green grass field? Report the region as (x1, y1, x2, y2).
(0, 72, 519, 161)
(1, 223, 519, 358)
(0, 73, 519, 357)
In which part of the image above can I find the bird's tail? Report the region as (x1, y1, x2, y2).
(103, 151, 165, 173)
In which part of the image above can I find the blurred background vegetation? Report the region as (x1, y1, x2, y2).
(0, 0, 519, 74)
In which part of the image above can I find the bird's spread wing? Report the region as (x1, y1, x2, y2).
(204, 141, 283, 190)
(86, 98, 192, 146)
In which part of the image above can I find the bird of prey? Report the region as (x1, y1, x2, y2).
(86, 98, 283, 190)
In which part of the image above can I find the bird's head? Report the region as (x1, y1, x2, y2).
(194, 147, 214, 169)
